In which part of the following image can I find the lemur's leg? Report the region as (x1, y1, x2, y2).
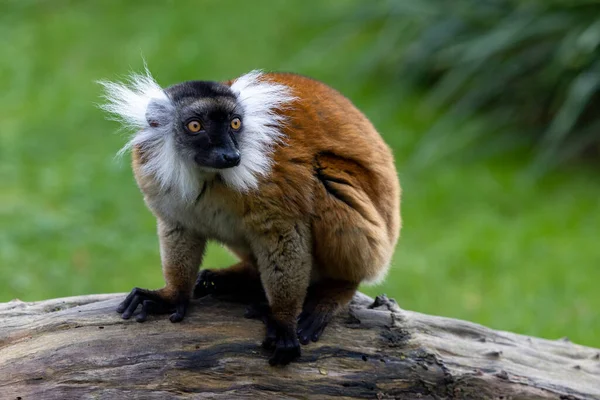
(193, 261, 265, 303)
(297, 279, 359, 345)
(117, 219, 205, 323)
(252, 221, 312, 366)
(245, 279, 359, 345)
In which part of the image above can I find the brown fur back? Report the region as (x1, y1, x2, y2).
(247, 73, 401, 283)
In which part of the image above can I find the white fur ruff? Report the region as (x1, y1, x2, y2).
(223, 70, 296, 191)
(98, 68, 295, 199)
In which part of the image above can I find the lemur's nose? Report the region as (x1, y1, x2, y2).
(220, 150, 241, 167)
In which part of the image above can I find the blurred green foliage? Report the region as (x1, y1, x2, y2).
(318, 0, 600, 172)
(0, 1, 598, 348)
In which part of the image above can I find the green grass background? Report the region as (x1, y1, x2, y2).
(1, 1, 598, 348)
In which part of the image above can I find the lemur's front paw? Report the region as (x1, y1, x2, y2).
(262, 318, 301, 366)
(116, 287, 188, 323)
(193, 269, 220, 299)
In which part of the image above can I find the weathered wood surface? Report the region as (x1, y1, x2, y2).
(0, 292, 599, 400)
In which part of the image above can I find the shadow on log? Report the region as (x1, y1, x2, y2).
(1, 292, 599, 399)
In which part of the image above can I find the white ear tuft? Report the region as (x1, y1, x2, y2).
(98, 67, 199, 201)
(97, 67, 170, 131)
(221, 70, 297, 192)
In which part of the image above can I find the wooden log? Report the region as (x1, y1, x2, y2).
(0, 292, 599, 399)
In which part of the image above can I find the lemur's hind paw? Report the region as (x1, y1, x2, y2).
(193, 264, 266, 303)
(192, 269, 220, 299)
(116, 287, 188, 323)
(297, 307, 333, 345)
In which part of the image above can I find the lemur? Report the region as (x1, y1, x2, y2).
(100, 69, 401, 366)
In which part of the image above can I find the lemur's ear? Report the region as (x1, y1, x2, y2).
(145, 100, 172, 128)
(98, 66, 170, 130)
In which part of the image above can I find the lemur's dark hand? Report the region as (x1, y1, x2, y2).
(116, 287, 189, 323)
(245, 303, 301, 366)
(261, 317, 301, 366)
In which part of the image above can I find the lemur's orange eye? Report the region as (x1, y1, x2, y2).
(230, 117, 242, 130)
(186, 120, 202, 133)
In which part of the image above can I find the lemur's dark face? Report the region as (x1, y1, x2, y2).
(102, 68, 294, 195)
(160, 81, 243, 170)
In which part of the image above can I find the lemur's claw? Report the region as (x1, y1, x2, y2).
(117, 287, 188, 323)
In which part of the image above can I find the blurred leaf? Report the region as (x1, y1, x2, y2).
(543, 64, 600, 146)
(318, 0, 600, 172)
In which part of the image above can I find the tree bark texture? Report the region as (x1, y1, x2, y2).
(1, 292, 599, 399)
